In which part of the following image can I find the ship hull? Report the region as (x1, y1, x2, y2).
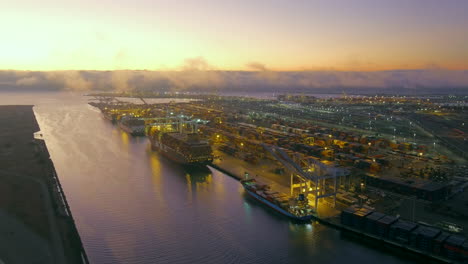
(103, 113, 117, 123)
(118, 123, 145, 136)
(151, 139, 212, 166)
(243, 187, 314, 221)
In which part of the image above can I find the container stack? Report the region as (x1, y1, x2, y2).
(340, 207, 357, 227)
(432, 232, 450, 255)
(461, 241, 468, 261)
(444, 235, 466, 260)
(389, 220, 418, 244)
(339, 207, 468, 261)
(375, 215, 398, 238)
(351, 207, 373, 229)
(409, 226, 441, 252)
(364, 212, 385, 235)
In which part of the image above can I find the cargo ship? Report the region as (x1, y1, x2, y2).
(340, 207, 468, 262)
(103, 111, 118, 123)
(148, 127, 213, 166)
(118, 116, 146, 136)
(241, 178, 316, 221)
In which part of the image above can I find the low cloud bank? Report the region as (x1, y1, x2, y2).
(1, 68, 467, 94)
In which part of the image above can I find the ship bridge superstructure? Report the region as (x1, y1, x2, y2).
(146, 115, 209, 134)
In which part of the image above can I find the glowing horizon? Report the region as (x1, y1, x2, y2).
(1, 0, 467, 71)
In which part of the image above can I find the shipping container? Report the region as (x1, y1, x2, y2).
(351, 208, 373, 230)
(340, 207, 357, 227)
(389, 220, 418, 244)
(461, 241, 468, 261)
(409, 226, 441, 252)
(364, 212, 386, 235)
(433, 232, 450, 255)
(444, 235, 466, 260)
(376, 215, 398, 238)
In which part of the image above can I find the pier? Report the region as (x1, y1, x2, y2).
(209, 161, 453, 263)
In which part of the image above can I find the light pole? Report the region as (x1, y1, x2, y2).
(368, 113, 371, 130)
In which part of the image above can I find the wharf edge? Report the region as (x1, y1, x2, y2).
(208, 163, 453, 263)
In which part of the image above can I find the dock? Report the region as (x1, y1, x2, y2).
(89, 95, 468, 263)
(209, 158, 453, 264)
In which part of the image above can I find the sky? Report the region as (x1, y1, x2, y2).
(1, 0, 468, 71)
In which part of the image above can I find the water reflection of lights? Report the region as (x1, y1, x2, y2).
(243, 201, 252, 223)
(120, 130, 129, 148)
(243, 201, 251, 211)
(149, 152, 165, 203)
(185, 173, 193, 202)
(288, 222, 314, 233)
(185, 168, 214, 195)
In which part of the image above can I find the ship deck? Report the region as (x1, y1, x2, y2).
(165, 132, 210, 146)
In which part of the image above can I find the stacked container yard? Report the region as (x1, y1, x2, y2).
(219, 144, 237, 156)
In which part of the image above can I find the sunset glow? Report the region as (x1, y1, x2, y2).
(1, 2, 468, 264)
(2, 0, 467, 71)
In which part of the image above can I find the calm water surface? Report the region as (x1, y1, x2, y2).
(0, 91, 411, 264)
